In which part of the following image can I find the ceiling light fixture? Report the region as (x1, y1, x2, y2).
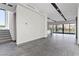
(51, 3, 67, 21)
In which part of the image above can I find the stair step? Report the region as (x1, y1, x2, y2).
(0, 30, 11, 40)
(0, 29, 9, 31)
(0, 30, 12, 43)
(0, 37, 11, 38)
(0, 36, 11, 38)
(0, 33, 10, 34)
(0, 35, 10, 37)
(0, 37, 11, 40)
(0, 31, 10, 33)
(0, 33, 10, 35)
(0, 39, 11, 43)
(0, 31, 9, 33)
(0, 35, 10, 36)
(0, 32, 10, 34)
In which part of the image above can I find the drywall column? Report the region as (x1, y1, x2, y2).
(76, 17, 78, 44)
(16, 5, 47, 45)
(45, 15, 48, 37)
(8, 11, 16, 41)
(77, 6, 79, 44)
(5, 11, 9, 29)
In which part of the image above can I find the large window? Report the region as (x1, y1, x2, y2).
(70, 24, 76, 34)
(53, 25, 56, 32)
(53, 24, 76, 34)
(57, 24, 63, 32)
(64, 24, 70, 33)
(0, 9, 6, 26)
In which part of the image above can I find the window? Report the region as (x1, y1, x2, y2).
(57, 24, 63, 32)
(0, 9, 6, 26)
(48, 24, 52, 30)
(64, 24, 70, 33)
(53, 25, 56, 32)
(53, 24, 76, 34)
(70, 24, 76, 34)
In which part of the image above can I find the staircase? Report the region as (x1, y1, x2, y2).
(0, 30, 11, 43)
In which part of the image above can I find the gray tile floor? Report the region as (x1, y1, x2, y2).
(0, 33, 79, 56)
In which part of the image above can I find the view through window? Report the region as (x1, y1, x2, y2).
(57, 24, 63, 33)
(64, 24, 70, 33)
(0, 9, 6, 27)
(70, 24, 76, 33)
(53, 25, 56, 32)
(53, 24, 76, 34)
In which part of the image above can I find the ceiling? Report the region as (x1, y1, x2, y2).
(27, 3, 65, 21)
(56, 3, 78, 21)
(0, 3, 78, 23)
(0, 3, 16, 11)
(26, 3, 78, 22)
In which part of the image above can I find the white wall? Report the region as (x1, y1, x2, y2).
(8, 11, 16, 41)
(77, 6, 79, 44)
(16, 5, 47, 45)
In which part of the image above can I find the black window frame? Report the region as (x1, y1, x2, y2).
(53, 24, 76, 34)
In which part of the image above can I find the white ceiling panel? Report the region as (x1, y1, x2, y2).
(27, 3, 78, 22)
(56, 3, 78, 21)
(0, 3, 16, 11)
(27, 3, 65, 21)
(0, 3, 77, 22)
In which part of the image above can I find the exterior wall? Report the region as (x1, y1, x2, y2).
(8, 11, 16, 41)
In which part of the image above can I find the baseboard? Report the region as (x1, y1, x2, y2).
(11, 40, 16, 42)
